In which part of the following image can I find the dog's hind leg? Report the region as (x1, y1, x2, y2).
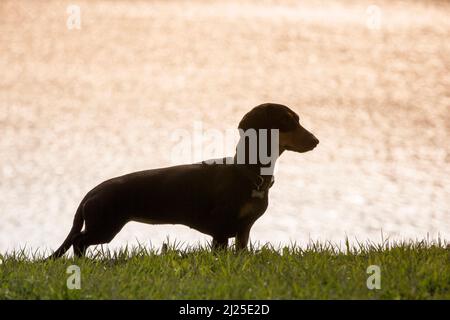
(72, 220, 127, 257)
(72, 231, 88, 257)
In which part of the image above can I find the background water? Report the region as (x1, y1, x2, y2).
(1, 0, 449, 254)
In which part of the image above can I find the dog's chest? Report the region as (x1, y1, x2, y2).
(238, 196, 268, 222)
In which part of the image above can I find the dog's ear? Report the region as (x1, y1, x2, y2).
(238, 107, 269, 132)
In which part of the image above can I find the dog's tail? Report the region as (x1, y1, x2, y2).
(47, 204, 84, 260)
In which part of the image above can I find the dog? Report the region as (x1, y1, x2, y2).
(48, 103, 319, 258)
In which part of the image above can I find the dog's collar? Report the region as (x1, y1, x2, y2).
(236, 166, 274, 195)
(200, 160, 275, 197)
(252, 174, 274, 192)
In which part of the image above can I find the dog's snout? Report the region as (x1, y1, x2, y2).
(312, 136, 319, 145)
(307, 133, 319, 146)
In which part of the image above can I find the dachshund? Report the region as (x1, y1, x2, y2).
(48, 103, 319, 258)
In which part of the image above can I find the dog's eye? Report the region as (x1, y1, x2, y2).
(279, 114, 298, 131)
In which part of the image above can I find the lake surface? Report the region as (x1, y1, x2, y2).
(1, 0, 449, 254)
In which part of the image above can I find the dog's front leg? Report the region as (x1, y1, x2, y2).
(212, 237, 228, 250)
(235, 225, 251, 251)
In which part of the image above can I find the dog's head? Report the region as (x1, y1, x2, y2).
(238, 103, 319, 153)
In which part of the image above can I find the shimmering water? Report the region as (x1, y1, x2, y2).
(1, 0, 449, 253)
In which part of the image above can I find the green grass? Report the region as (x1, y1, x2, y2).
(0, 239, 448, 299)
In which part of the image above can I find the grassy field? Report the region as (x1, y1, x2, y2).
(1, 0, 449, 251)
(0, 240, 448, 299)
(1, 0, 449, 300)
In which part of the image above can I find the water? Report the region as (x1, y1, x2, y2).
(1, 0, 449, 253)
